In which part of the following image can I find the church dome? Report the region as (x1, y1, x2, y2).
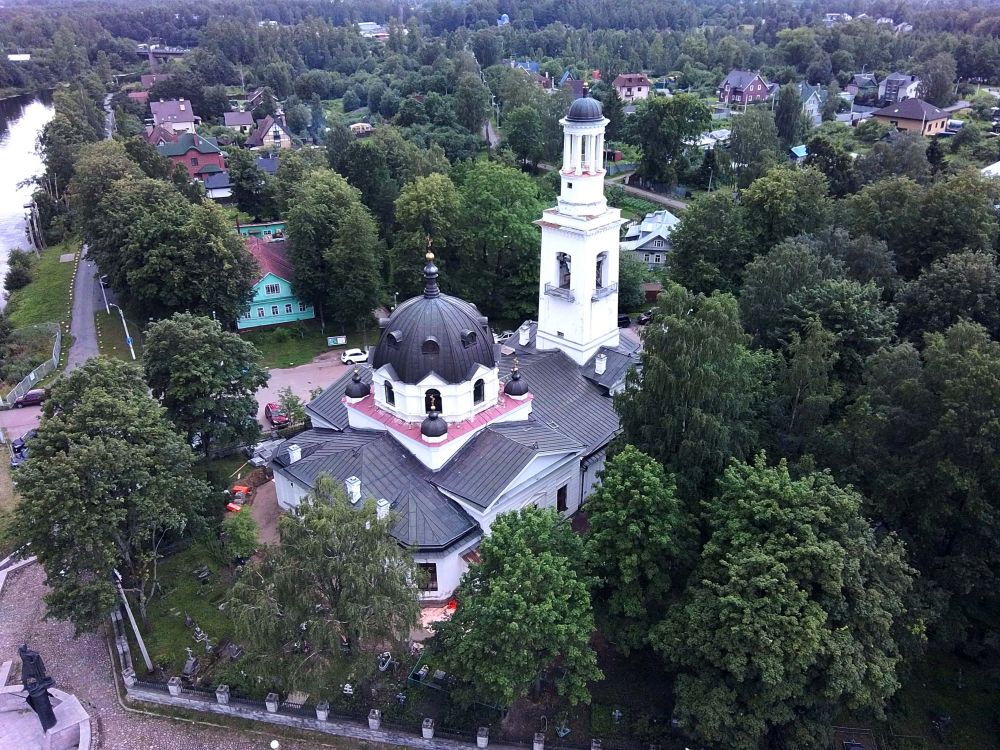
(371, 253, 496, 385)
(566, 94, 603, 123)
(503, 360, 529, 397)
(420, 410, 448, 439)
(345, 368, 370, 399)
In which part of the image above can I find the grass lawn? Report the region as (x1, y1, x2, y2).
(192, 454, 253, 489)
(0, 460, 19, 557)
(95, 310, 144, 362)
(140, 542, 237, 676)
(242, 321, 379, 369)
(4, 241, 78, 328)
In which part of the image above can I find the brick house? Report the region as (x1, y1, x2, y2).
(718, 69, 773, 105)
(155, 132, 226, 178)
(612, 73, 652, 103)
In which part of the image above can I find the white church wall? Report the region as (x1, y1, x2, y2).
(414, 546, 469, 602)
(479, 453, 581, 534)
(274, 471, 308, 510)
(369, 365, 501, 424)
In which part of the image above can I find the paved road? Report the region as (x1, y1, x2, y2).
(482, 119, 500, 148)
(538, 162, 688, 212)
(64, 249, 101, 371)
(255, 351, 351, 428)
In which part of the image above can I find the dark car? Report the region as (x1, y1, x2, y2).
(13, 389, 46, 408)
(638, 309, 657, 325)
(264, 402, 290, 427)
(10, 447, 29, 469)
(11, 429, 37, 453)
(617, 314, 631, 328)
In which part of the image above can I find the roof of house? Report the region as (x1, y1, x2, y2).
(246, 115, 295, 148)
(245, 236, 294, 282)
(155, 132, 222, 157)
(613, 73, 652, 88)
(195, 163, 223, 175)
(851, 73, 878, 87)
(510, 59, 541, 74)
(796, 81, 827, 105)
(203, 171, 231, 190)
(885, 71, 918, 83)
(982, 161, 1000, 178)
(224, 111, 255, 127)
(256, 155, 279, 175)
(128, 91, 150, 104)
(564, 78, 585, 98)
(790, 144, 809, 159)
(150, 98, 197, 124)
(873, 98, 947, 121)
(140, 73, 170, 90)
(620, 209, 681, 251)
(719, 69, 765, 90)
(145, 124, 178, 146)
(582, 331, 641, 391)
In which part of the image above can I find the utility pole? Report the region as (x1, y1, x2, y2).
(110, 303, 136, 360)
(113, 569, 153, 673)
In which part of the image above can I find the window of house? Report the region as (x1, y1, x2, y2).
(418, 562, 438, 591)
(557, 485, 568, 512)
(384, 381, 395, 405)
(273, 130, 281, 141)
(271, 305, 279, 315)
(265, 283, 280, 295)
(284, 304, 293, 314)
(473, 379, 485, 404)
(425, 389, 441, 413)
(298, 302, 307, 312)
(653, 239, 664, 248)
(257, 307, 265, 318)
(557, 252, 572, 289)
(243, 311, 252, 319)
(654, 254, 662, 264)
(190, 157, 198, 166)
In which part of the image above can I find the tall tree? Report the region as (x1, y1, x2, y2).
(667, 191, 752, 295)
(898, 251, 1000, 341)
(227, 147, 276, 220)
(66, 140, 144, 241)
(918, 52, 958, 107)
(504, 105, 545, 167)
(228, 477, 419, 694)
(774, 83, 804, 145)
(453, 72, 490, 133)
(144, 313, 268, 457)
(655, 457, 915, 750)
(727, 107, 782, 187)
(616, 282, 774, 499)
(13, 359, 214, 631)
(804, 134, 858, 197)
(435, 508, 602, 708)
(585, 446, 694, 652)
(741, 166, 830, 249)
(600, 86, 626, 141)
(632, 94, 711, 185)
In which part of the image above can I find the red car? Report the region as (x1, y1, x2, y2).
(13, 389, 47, 408)
(264, 402, 289, 426)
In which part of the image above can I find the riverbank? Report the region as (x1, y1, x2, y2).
(4, 241, 77, 328)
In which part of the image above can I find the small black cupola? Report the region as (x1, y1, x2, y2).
(503, 358, 530, 397)
(423, 251, 440, 298)
(345, 368, 370, 399)
(421, 409, 448, 439)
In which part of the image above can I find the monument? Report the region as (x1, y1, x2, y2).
(20, 644, 57, 732)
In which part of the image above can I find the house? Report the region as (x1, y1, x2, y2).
(943, 100, 972, 115)
(140, 73, 170, 90)
(128, 91, 150, 105)
(533, 73, 555, 93)
(246, 115, 296, 150)
(270, 95, 640, 604)
(718, 69, 773, 105)
(878, 72, 921, 103)
(150, 98, 199, 134)
(155, 132, 226, 178)
(691, 128, 732, 150)
(204, 171, 232, 201)
(620, 210, 680, 269)
(558, 71, 585, 99)
(224, 111, 255, 134)
(872, 98, 949, 136)
(789, 144, 809, 162)
(145, 124, 178, 146)
(237, 220, 286, 239)
(613, 73, 652, 103)
(823, 12, 852, 26)
(244, 88, 267, 111)
(508, 58, 541, 74)
(239, 236, 315, 330)
(357, 21, 390, 41)
(876, 16, 895, 25)
(350, 122, 374, 137)
(6, 53, 31, 62)
(797, 82, 827, 125)
(846, 73, 879, 99)
(256, 155, 279, 176)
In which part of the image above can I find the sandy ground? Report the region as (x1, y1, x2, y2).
(255, 351, 351, 428)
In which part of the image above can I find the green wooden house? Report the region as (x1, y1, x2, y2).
(238, 236, 315, 330)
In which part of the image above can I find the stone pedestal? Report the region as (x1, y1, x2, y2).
(421, 718, 434, 739)
(215, 685, 230, 705)
(167, 677, 182, 696)
(265, 693, 279, 713)
(316, 701, 330, 721)
(477, 726, 489, 747)
(533, 732, 545, 750)
(121, 668, 136, 687)
(368, 708, 381, 729)
(591, 740, 602, 750)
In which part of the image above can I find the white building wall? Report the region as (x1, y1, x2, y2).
(369, 365, 501, 424)
(414, 546, 470, 603)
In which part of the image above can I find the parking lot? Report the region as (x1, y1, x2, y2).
(254, 350, 349, 428)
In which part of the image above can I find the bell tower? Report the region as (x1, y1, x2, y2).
(535, 93, 624, 365)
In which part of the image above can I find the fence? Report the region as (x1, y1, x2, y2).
(2, 323, 61, 407)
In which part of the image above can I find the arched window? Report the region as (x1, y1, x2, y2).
(384, 382, 395, 406)
(424, 389, 441, 413)
(557, 252, 572, 289)
(596, 252, 608, 289)
(461, 329, 477, 348)
(473, 379, 485, 404)
(421, 337, 440, 355)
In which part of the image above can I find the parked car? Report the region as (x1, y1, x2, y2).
(10, 447, 29, 469)
(11, 429, 37, 453)
(617, 314, 631, 328)
(340, 348, 369, 365)
(494, 330, 515, 344)
(13, 389, 46, 408)
(638, 309, 656, 325)
(264, 402, 290, 426)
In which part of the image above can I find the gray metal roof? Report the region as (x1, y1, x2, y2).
(582, 335, 642, 391)
(307, 366, 369, 429)
(273, 428, 479, 550)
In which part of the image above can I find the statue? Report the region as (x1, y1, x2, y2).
(18, 644, 56, 732)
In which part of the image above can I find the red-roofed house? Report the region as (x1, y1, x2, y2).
(238, 237, 315, 330)
(246, 114, 297, 150)
(140, 73, 171, 90)
(613, 73, 652, 103)
(155, 132, 225, 178)
(128, 91, 150, 105)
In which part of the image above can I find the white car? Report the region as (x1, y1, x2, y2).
(494, 330, 515, 344)
(340, 348, 369, 365)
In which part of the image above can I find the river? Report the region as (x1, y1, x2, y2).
(0, 91, 55, 311)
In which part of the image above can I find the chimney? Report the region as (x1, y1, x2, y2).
(518, 323, 531, 346)
(376, 498, 390, 520)
(179, 103, 185, 111)
(345, 476, 361, 503)
(192, 133, 198, 145)
(595, 353, 607, 376)
(287, 444, 301, 463)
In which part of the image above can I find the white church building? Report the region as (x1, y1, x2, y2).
(271, 94, 639, 603)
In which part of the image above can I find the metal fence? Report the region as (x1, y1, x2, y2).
(2, 323, 61, 407)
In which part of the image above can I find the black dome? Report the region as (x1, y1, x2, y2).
(371, 254, 496, 385)
(421, 410, 448, 438)
(504, 360, 529, 397)
(345, 368, 370, 399)
(566, 95, 603, 123)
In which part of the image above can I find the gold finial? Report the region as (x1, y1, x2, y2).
(511, 357, 520, 374)
(425, 251, 435, 261)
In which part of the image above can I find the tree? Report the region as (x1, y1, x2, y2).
(341, 88, 360, 112)
(222, 512, 259, 560)
(13, 359, 214, 631)
(804, 135, 858, 197)
(655, 456, 914, 750)
(504, 105, 545, 167)
(324, 120, 353, 173)
(453, 72, 489, 133)
(898, 251, 1000, 341)
(227, 147, 276, 220)
(727, 107, 782, 187)
(228, 477, 419, 694)
(616, 282, 774, 499)
(926, 136, 945, 173)
(585, 446, 693, 652)
(633, 94, 711, 185)
(668, 191, 752, 295)
(774, 83, 803, 145)
(742, 166, 830, 249)
(435, 507, 602, 707)
(918, 52, 958, 107)
(617, 252, 647, 313)
(600, 86, 626, 141)
(66, 140, 144, 241)
(144, 314, 268, 456)
(325, 201, 382, 331)
(277, 386, 307, 426)
(857, 132, 932, 185)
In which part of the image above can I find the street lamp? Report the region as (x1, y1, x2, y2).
(109, 303, 136, 360)
(393, 291, 398, 310)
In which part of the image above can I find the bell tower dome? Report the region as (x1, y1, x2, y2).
(535, 91, 624, 365)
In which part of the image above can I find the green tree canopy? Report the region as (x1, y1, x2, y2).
(391, 173, 464, 299)
(667, 191, 752, 295)
(66, 140, 144, 241)
(633, 94, 711, 185)
(435, 507, 602, 708)
(742, 166, 830, 249)
(727, 107, 782, 187)
(898, 251, 1000, 341)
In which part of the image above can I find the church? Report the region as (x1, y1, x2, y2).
(271, 94, 639, 603)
